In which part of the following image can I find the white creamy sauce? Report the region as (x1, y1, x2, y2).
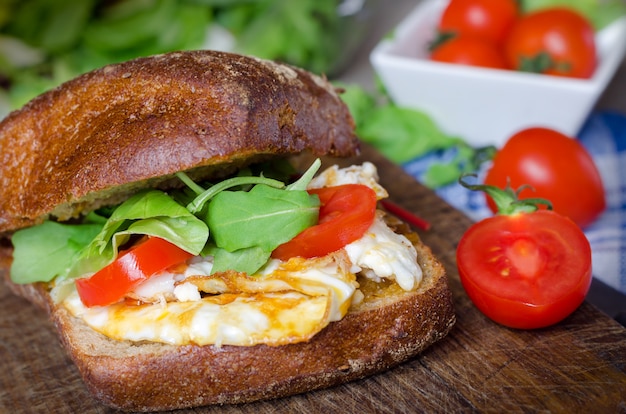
(344, 214, 422, 291)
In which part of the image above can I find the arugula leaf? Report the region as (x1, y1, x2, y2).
(522, 0, 626, 30)
(177, 159, 322, 275)
(65, 190, 209, 280)
(10, 220, 103, 284)
(285, 158, 321, 191)
(358, 105, 461, 164)
(204, 244, 269, 276)
(338, 83, 495, 188)
(206, 186, 319, 275)
(95, 190, 208, 250)
(186, 175, 286, 214)
(208, 184, 319, 253)
(12, 159, 322, 285)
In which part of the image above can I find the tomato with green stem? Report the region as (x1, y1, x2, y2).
(456, 176, 592, 329)
(438, 0, 520, 45)
(272, 184, 377, 260)
(76, 237, 194, 307)
(503, 8, 597, 78)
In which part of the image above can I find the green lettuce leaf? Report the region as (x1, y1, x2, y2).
(206, 184, 319, 274)
(11, 189, 209, 284)
(522, 0, 626, 30)
(204, 244, 269, 276)
(179, 159, 321, 275)
(357, 105, 461, 164)
(208, 184, 319, 252)
(66, 189, 209, 280)
(10, 220, 103, 284)
(11, 161, 322, 285)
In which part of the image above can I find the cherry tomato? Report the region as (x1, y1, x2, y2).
(438, 0, 520, 45)
(76, 237, 193, 307)
(430, 36, 509, 69)
(484, 127, 605, 228)
(503, 8, 596, 78)
(458, 210, 592, 329)
(457, 178, 592, 329)
(272, 184, 377, 260)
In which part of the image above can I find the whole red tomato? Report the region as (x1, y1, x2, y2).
(484, 127, 605, 228)
(438, 0, 520, 45)
(503, 8, 597, 78)
(457, 177, 592, 329)
(430, 36, 509, 69)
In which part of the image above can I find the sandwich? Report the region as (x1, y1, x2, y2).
(0, 50, 455, 412)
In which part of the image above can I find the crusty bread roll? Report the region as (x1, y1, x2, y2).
(0, 50, 455, 412)
(0, 50, 358, 235)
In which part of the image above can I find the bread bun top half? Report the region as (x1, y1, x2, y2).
(0, 50, 359, 235)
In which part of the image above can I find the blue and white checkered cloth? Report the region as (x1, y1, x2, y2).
(402, 110, 626, 295)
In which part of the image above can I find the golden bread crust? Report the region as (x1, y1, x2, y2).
(0, 237, 455, 412)
(0, 50, 358, 234)
(0, 50, 453, 411)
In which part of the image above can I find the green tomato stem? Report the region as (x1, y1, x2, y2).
(459, 174, 553, 216)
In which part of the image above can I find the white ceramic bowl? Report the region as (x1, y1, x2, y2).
(370, 0, 626, 148)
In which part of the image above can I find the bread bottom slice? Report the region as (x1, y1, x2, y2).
(1, 229, 455, 412)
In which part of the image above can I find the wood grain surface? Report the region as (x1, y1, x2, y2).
(1, 144, 625, 413)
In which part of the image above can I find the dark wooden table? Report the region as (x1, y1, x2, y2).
(1, 144, 625, 413)
(2, 1, 626, 411)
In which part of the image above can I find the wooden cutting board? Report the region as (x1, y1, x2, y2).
(2, 144, 625, 413)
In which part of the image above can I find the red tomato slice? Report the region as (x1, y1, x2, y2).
(271, 184, 377, 260)
(76, 237, 193, 307)
(457, 210, 592, 329)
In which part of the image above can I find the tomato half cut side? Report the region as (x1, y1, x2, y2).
(271, 184, 377, 260)
(76, 237, 194, 307)
(457, 210, 592, 329)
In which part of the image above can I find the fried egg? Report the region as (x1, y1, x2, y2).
(345, 212, 421, 291)
(63, 254, 358, 346)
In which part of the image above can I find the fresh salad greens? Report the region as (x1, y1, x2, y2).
(10, 160, 322, 284)
(0, 0, 350, 111)
(522, 0, 626, 30)
(183, 159, 321, 275)
(215, 0, 341, 76)
(66, 189, 210, 281)
(11, 219, 104, 284)
(337, 82, 494, 188)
